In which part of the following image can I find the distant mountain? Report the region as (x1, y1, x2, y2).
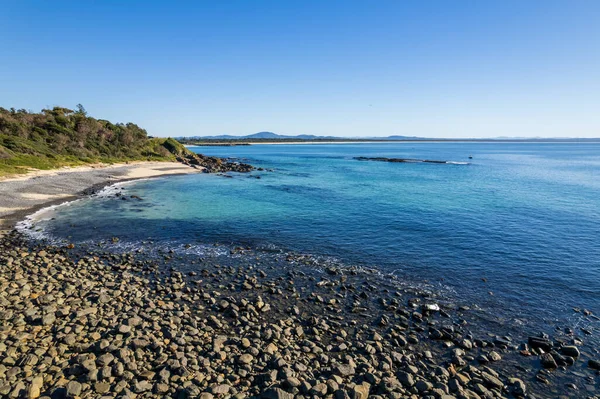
(179, 132, 421, 140)
(245, 132, 283, 139)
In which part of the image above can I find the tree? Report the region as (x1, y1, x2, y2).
(75, 104, 88, 116)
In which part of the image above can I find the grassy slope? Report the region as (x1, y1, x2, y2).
(0, 137, 185, 177)
(0, 106, 191, 177)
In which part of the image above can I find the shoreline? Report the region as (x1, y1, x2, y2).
(1, 161, 599, 398)
(186, 140, 600, 146)
(2, 227, 598, 398)
(0, 161, 203, 231)
(0, 161, 168, 183)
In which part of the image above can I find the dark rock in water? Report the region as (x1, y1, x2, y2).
(589, 359, 600, 370)
(508, 378, 527, 396)
(489, 351, 502, 362)
(494, 337, 511, 348)
(540, 353, 557, 369)
(560, 345, 580, 358)
(550, 351, 569, 366)
(528, 336, 552, 351)
(354, 156, 462, 164)
(422, 303, 440, 313)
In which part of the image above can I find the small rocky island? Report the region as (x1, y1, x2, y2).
(354, 157, 466, 165)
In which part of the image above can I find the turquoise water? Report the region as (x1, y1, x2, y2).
(32, 142, 600, 338)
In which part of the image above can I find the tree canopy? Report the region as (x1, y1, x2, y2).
(0, 106, 183, 176)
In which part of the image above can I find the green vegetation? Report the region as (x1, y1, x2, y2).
(0, 106, 189, 177)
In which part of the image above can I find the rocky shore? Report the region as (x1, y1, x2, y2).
(175, 153, 253, 173)
(1, 229, 599, 399)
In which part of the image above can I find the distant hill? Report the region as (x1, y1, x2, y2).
(178, 132, 600, 143)
(180, 131, 420, 141)
(245, 132, 284, 139)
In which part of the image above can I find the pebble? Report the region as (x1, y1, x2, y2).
(0, 232, 591, 399)
(66, 381, 82, 397)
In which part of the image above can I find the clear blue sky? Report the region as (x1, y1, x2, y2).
(1, 1, 599, 138)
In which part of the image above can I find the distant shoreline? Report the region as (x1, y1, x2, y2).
(186, 139, 600, 146)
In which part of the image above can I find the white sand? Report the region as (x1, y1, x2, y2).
(19, 193, 73, 200)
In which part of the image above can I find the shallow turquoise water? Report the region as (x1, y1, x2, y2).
(32, 142, 600, 337)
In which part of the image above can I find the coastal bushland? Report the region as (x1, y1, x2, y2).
(0, 105, 188, 176)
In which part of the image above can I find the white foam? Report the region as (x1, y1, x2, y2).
(16, 199, 79, 241)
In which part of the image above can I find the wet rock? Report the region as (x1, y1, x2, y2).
(528, 336, 552, 351)
(459, 339, 473, 350)
(588, 359, 600, 370)
(541, 353, 557, 369)
(422, 303, 440, 312)
(560, 346, 580, 358)
(508, 378, 527, 397)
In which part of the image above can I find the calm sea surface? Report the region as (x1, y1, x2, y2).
(30, 142, 600, 341)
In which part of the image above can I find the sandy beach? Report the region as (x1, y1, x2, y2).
(0, 162, 202, 230)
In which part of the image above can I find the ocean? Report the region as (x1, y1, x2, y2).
(26, 142, 600, 346)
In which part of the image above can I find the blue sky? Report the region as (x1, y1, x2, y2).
(1, 1, 599, 138)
